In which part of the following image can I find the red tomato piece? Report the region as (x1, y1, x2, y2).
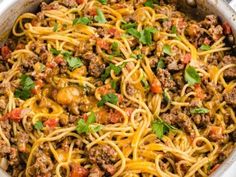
(151, 78, 162, 94)
(183, 53, 191, 64)
(1, 46, 11, 59)
(76, 0, 84, 4)
(70, 163, 89, 177)
(44, 119, 58, 128)
(222, 22, 232, 35)
(194, 84, 205, 99)
(96, 39, 110, 50)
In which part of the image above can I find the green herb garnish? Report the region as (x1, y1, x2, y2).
(163, 44, 172, 55)
(97, 93, 118, 107)
(34, 121, 43, 130)
(200, 44, 211, 51)
(95, 9, 107, 23)
(73, 17, 91, 25)
(152, 120, 175, 139)
(184, 65, 201, 85)
(190, 107, 209, 114)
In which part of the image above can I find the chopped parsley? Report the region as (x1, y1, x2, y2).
(101, 63, 124, 81)
(151, 120, 175, 139)
(121, 22, 137, 30)
(171, 25, 177, 34)
(73, 17, 91, 25)
(200, 44, 211, 51)
(94, 9, 107, 23)
(126, 27, 157, 45)
(163, 44, 172, 55)
(53, 22, 58, 32)
(50, 48, 61, 56)
(76, 112, 102, 134)
(110, 80, 118, 90)
(184, 65, 201, 85)
(98, 0, 107, 4)
(144, 0, 159, 8)
(97, 93, 118, 107)
(190, 107, 209, 114)
(62, 51, 83, 70)
(111, 42, 121, 56)
(157, 58, 165, 69)
(34, 121, 44, 130)
(15, 75, 35, 100)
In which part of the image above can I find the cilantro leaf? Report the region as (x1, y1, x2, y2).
(76, 119, 89, 134)
(110, 80, 117, 90)
(152, 120, 175, 139)
(111, 42, 120, 56)
(171, 25, 177, 34)
(15, 75, 35, 100)
(98, 0, 107, 4)
(184, 65, 201, 85)
(126, 28, 141, 39)
(101, 64, 123, 81)
(163, 45, 172, 55)
(139, 27, 157, 45)
(53, 22, 58, 32)
(34, 121, 43, 130)
(62, 51, 83, 70)
(97, 93, 118, 107)
(121, 22, 137, 30)
(50, 48, 61, 56)
(87, 112, 96, 124)
(157, 58, 165, 69)
(163, 89, 170, 103)
(190, 107, 209, 114)
(76, 112, 102, 134)
(73, 17, 91, 25)
(144, 0, 159, 8)
(200, 44, 211, 51)
(95, 9, 107, 23)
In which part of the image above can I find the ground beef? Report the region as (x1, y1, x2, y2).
(28, 150, 53, 176)
(0, 120, 11, 139)
(221, 56, 236, 80)
(0, 140, 10, 157)
(88, 166, 104, 177)
(156, 68, 176, 89)
(82, 52, 105, 78)
(209, 25, 223, 41)
(88, 144, 118, 176)
(41, 2, 59, 10)
(0, 96, 7, 112)
(126, 83, 136, 96)
(192, 114, 210, 128)
(224, 87, 236, 107)
(8, 147, 20, 166)
(161, 109, 193, 134)
(16, 132, 29, 152)
(165, 56, 184, 72)
(200, 15, 218, 28)
(60, 0, 78, 7)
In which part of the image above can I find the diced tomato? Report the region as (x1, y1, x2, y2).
(116, 94, 123, 103)
(109, 110, 123, 124)
(96, 84, 115, 96)
(183, 53, 191, 64)
(16, 43, 25, 50)
(46, 61, 57, 68)
(88, 8, 97, 16)
(203, 37, 211, 45)
(1, 46, 11, 59)
(208, 126, 223, 141)
(54, 56, 65, 65)
(1, 108, 23, 122)
(70, 163, 89, 177)
(76, 0, 84, 4)
(222, 22, 232, 35)
(151, 78, 162, 94)
(82, 114, 88, 121)
(107, 28, 121, 38)
(44, 119, 58, 128)
(194, 84, 205, 99)
(32, 80, 44, 95)
(96, 39, 110, 50)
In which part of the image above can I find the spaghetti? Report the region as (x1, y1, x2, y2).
(0, 0, 235, 177)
